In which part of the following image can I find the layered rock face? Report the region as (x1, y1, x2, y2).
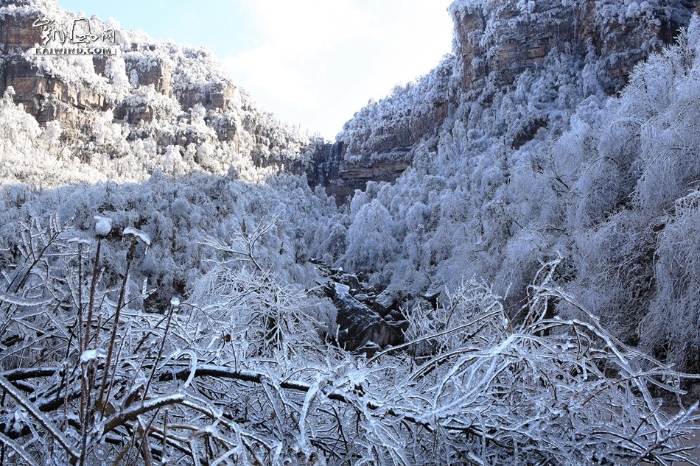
(0, 0, 311, 184)
(0, 2, 229, 119)
(2, 0, 695, 198)
(452, 0, 694, 93)
(308, 141, 412, 204)
(310, 0, 695, 202)
(309, 59, 453, 203)
(0, 3, 108, 123)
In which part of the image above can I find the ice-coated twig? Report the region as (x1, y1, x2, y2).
(0, 375, 79, 463)
(0, 432, 41, 466)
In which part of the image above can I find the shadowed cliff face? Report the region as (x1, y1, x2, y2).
(310, 0, 695, 203)
(308, 58, 454, 204)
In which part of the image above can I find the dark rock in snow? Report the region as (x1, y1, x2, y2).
(421, 290, 441, 310)
(308, 141, 413, 205)
(339, 274, 362, 292)
(316, 264, 407, 355)
(373, 291, 397, 317)
(325, 283, 402, 354)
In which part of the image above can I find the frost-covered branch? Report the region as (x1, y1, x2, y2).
(1, 220, 699, 464)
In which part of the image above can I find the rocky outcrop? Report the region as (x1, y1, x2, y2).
(327, 283, 399, 354)
(308, 141, 411, 204)
(451, 0, 694, 94)
(317, 0, 696, 203)
(176, 81, 236, 112)
(0, 6, 42, 49)
(0, 6, 109, 122)
(308, 58, 453, 202)
(465, 1, 692, 94)
(0, 0, 312, 186)
(4, 63, 109, 123)
(123, 51, 171, 96)
(318, 265, 408, 354)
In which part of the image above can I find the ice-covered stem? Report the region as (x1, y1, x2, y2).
(78, 358, 96, 466)
(0, 375, 79, 465)
(76, 243, 84, 352)
(101, 394, 185, 435)
(97, 238, 138, 418)
(83, 237, 101, 352)
(0, 432, 38, 466)
(143, 298, 178, 400)
(161, 409, 169, 461)
(4, 217, 63, 295)
(77, 237, 103, 465)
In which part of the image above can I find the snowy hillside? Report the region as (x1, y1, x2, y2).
(0, 0, 315, 187)
(1, 0, 700, 464)
(331, 0, 700, 372)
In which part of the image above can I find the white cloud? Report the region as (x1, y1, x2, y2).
(241, 0, 376, 53)
(223, 0, 453, 139)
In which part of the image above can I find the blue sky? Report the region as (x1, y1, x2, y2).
(58, 0, 454, 140)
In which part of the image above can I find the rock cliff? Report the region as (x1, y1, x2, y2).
(309, 0, 695, 202)
(1, 0, 696, 197)
(0, 0, 311, 186)
(450, 0, 692, 94)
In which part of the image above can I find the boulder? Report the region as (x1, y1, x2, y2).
(325, 282, 402, 354)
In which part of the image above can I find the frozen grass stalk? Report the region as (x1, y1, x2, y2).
(97, 238, 137, 418)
